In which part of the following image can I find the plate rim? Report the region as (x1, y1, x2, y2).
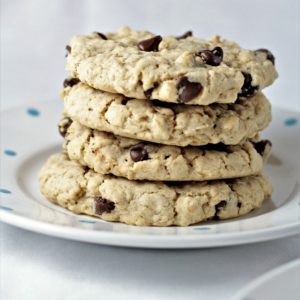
(232, 259, 300, 300)
(1, 209, 299, 248)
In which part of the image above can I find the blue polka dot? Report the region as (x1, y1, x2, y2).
(0, 205, 13, 211)
(193, 227, 210, 231)
(284, 118, 298, 126)
(79, 220, 96, 224)
(27, 108, 40, 117)
(0, 188, 11, 194)
(4, 149, 17, 156)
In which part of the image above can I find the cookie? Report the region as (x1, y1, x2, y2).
(65, 26, 277, 105)
(60, 119, 271, 181)
(62, 82, 272, 147)
(39, 153, 272, 226)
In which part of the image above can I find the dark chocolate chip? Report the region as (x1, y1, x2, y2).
(215, 200, 227, 212)
(176, 31, 193, 40)
(95, 32, 108, 40)
(255, 48, 275, 65)
(63, 78, 80, 88)
(238, 72, 259, 98)
(253, 140, 272, 156)
(213, 200, 227, 220)
(121, 97, 129, 105)
(138, 35, 162, 52)
(83, 166, 89, 175)
(145, 87, 154, 99)
(145, 83, 159, 99)
(95, 197, 115, 215)
(58, 117, 73, 138)
(130, 143, 148, 162)
(237, 202, 242, 208)
(198, 47, 223, 66)
(176, 76, 202, 103)
(65, 45, 71, 57)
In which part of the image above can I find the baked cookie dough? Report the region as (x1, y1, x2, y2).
(60, 118, 271, 181)
(39, 153, 272, 226)
(62, 82, 272, 147)
(66, 26, 277, 105)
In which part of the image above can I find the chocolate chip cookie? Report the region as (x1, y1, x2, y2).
(65, 26, 277, 105)
(39, 153, 272, 226)
(60, 119, 271, 181)
(62, 82, 272, 147)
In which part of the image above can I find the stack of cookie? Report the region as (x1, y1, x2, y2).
(39, 27, 278, 226)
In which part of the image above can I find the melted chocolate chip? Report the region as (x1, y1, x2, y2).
(198, 47, 223, 66)
(130, 143, 148, 162)
(255, 48, 275, 65)
(176, 76, 203, 103)
(95, 197, 115, 215)
(253, 140, 272, 156)
(138, 35, 162, 52)
(237, 202, 242, 208)
(95, 32, 108, 40)
(176, 31, 193, 40)
(63, 78, 80, 88)
(58, 117, 73, 138)
(65, 45, 71, 57)
(238, 72, 259, 98)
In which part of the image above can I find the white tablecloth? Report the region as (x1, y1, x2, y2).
(1, 223, 299, 300)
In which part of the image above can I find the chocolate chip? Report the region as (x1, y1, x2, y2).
(215, 200, 227, 211)
(151, 100, 174, 109)
(176, 31, 193, 40)
(95, 197, 115, 215)
(58, 117, 73, 138)
(238, 72, 259, 98)
(198, 47, 223, 66)
(63, 78, 80, 88)
(144, 83, 158, 99)
(121, 97, 129, 105)
(213, 200, 227, 220)
(237, 202, 242, 208)
(83, 166, 89, 175)
(145, 87, 154, 99)
(176, 76, 202, 103)
(253, 140, 272, 156)
(138, 35, 162, 52)
(65, 45, 71, 57)
(255, 48, 275, 65)
(95, 32, 108, 40)
(130, 143, 148, 162)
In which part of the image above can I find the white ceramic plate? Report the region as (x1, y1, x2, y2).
(0, 101, 299, 248)
(232, 259, 300, 300)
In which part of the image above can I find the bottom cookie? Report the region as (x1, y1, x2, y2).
(39, 153, 272, 226)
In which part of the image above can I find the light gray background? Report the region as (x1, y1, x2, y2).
(0, 1, 299, 300)
(1, 0, 299, 111)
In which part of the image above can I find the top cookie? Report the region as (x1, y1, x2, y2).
(66, 26, 277, 105)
